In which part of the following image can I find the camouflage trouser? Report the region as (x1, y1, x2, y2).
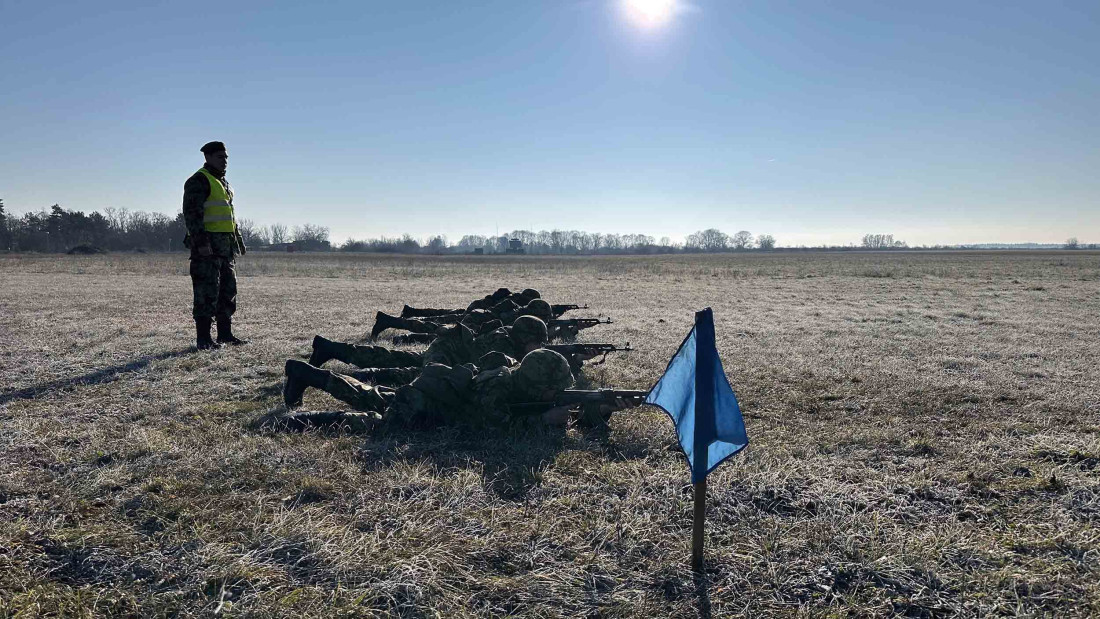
(392, 317, 443, 335)
(347, 367, 422, 387)
(324, 373, 395, 413)
(190, 256, 236, 320)
(338, 345, 422, 369)
(381, 364, 476, 429)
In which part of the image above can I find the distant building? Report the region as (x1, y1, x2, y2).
(506, 238, 525, 255)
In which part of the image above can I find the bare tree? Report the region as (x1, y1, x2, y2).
(426, 235, 448, 254)
(686, 228, 729, 251)
(270, 223, 289, 245)
(731, 230, 754, 250)
(237, 219, 269, 247)
(550, 230, 566, 254)
(757, 234, 776, 250)
(861, 233, 905, 249)
(293, 223, 329, 243)
(292, 224, 330, 251)
(1065, 237, 1080, 249)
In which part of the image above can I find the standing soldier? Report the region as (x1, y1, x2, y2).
(183, 141, 248, 349)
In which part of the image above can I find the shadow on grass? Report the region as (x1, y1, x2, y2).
(0, 347, 194, 405)
(365, 426, 575, 502)
(695, 571, 712, 619)
(254, 410, 574, 502)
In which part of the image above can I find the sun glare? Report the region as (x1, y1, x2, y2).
(623, 0, 677, 28)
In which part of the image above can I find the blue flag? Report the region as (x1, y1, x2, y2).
(645, 308, 748, 484)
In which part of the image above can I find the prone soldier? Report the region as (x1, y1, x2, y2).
(310, 315, 550, 372)
(278, 349, 587, 431)
(371, 296, 552, 340)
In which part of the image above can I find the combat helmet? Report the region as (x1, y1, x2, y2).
(511, 349, 574, 400)
(523, 299, 553, 322)
(510, 315, 548, 346)
(519, 288, 541, 301)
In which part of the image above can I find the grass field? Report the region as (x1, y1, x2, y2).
(1, 250, 1099, 617)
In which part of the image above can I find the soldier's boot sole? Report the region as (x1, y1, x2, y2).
(284, 359, 329, 408)
(370, 311, 393, 340)
(308, 335, 333, 367)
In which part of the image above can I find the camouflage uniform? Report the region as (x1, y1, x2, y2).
(383, 300, 553, 342)
(283, 349, 574, 432)
(182, 165, 243, 320)
(315, 318, 545, 372)
(465, 288, 540, 313)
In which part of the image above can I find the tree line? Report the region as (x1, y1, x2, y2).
(338, 228, 777, 254)
(0, 202, 783, 254)
(0, 201, 332, 253)
(2, 200, 1093, 255)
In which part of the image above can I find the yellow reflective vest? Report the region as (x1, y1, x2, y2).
(197, 168, 236, 233)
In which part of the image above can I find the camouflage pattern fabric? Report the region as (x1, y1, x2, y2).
(472, 326, 524, 360)
(190, 256, 237, 320)
(289, 350, 572, 432)
(466, 288, 540, 313)
(422, 323, 479, 366)
(338, 344, 423, 369)
(383, 363, 478, 429)
(510, 349, 575, 400)
(389, 317, 442, 335)
(476, 351, 517, 371)
(347, 366, 422, 387)
(458, 309, 497, 330)
(323, 373, 395, 413)
(489, 298, 521, 317)
(501, 299, 553, 324)
(467, 349, 574, 427)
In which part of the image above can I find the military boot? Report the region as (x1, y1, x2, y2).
(216, 317, 249, 346)
(283, 359, 331, 408)
(370, 311, 399, 340)
(308, 335, 341, 367)
(196, 318, 222, 350)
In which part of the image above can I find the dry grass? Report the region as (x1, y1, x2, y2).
(1, 250, 1098, 617)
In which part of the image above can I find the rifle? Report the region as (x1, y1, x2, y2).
(507, 389, 649, 428)
(548, 317, 612, 338)
(544, 342, 632, 365)
(550, 303, 588, 318)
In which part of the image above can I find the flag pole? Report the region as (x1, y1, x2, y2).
(691, 478, 706, 572)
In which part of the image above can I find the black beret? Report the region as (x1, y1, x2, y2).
(200, 141, 226, 154)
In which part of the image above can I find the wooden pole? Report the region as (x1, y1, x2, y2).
(692, 478, 707, 572)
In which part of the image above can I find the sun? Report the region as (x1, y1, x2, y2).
(622, 0, 677, 28)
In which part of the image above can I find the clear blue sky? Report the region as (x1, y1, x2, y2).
(2, 0, 1097, 246)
